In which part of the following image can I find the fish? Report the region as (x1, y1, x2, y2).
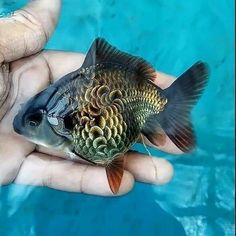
(13, 38, 209, 194)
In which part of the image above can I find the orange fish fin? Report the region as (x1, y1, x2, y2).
(105, 157, 124, 194)
(83, 37, 156, 82)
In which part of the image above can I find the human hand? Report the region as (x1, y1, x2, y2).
(0, 0, 182, 196)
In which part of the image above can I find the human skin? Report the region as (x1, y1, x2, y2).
(0, 0, 182, 196)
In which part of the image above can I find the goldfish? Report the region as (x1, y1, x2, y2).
(13, 38, 208, 194)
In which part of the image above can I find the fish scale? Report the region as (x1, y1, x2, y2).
(71, 67, 167, 165)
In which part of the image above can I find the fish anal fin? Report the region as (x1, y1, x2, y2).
(105, 156, 124, 194)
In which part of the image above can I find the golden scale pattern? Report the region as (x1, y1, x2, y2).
(71, 65, 167, 165)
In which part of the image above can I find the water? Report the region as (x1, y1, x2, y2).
(0, 0, 234, 235)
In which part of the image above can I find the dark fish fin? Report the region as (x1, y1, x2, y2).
(82, 37, 156, 81)
(142, 62, 209, 152)
(52, 69, 82, 89)
(141, 125, 167, 147)
(105, 156, 124, 194)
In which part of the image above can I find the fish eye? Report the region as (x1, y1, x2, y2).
(26, 110, 43, 127)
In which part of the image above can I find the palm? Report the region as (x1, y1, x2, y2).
(0, 0, 179, 196)
(0, 55, 50, 183)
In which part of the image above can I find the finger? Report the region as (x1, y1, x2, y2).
(24, 0, 61, 38)
(124, 152, 174, 185)
(0, 0, 61, 64)
(154, 71, 176, 89)
(35, 146, 175, 184)
(14, 152, 134, 196)
(0, 133, 34, 185)
(42, 50, 86, 81)
(35, 145, 91, 165)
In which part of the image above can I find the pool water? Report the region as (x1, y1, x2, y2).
(0, 0, 234, 235)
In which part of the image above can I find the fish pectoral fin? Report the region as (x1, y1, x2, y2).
(105, 157, 124, 194)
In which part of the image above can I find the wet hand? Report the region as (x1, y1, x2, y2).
(0, 0, 181, 196)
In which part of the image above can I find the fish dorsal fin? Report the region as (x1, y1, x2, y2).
(82, 37, 156, 81)
(105, 156, 124, 194)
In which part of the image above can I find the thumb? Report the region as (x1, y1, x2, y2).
(0, 0, 61, 64)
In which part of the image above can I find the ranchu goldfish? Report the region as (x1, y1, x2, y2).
(13, 38, 208, 193)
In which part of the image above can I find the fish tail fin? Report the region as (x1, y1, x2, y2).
(142, 61, 209, 152)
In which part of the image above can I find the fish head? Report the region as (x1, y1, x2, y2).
(13, 86, 73, 151)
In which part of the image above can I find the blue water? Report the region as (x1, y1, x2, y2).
(0, 0, 234, 235)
